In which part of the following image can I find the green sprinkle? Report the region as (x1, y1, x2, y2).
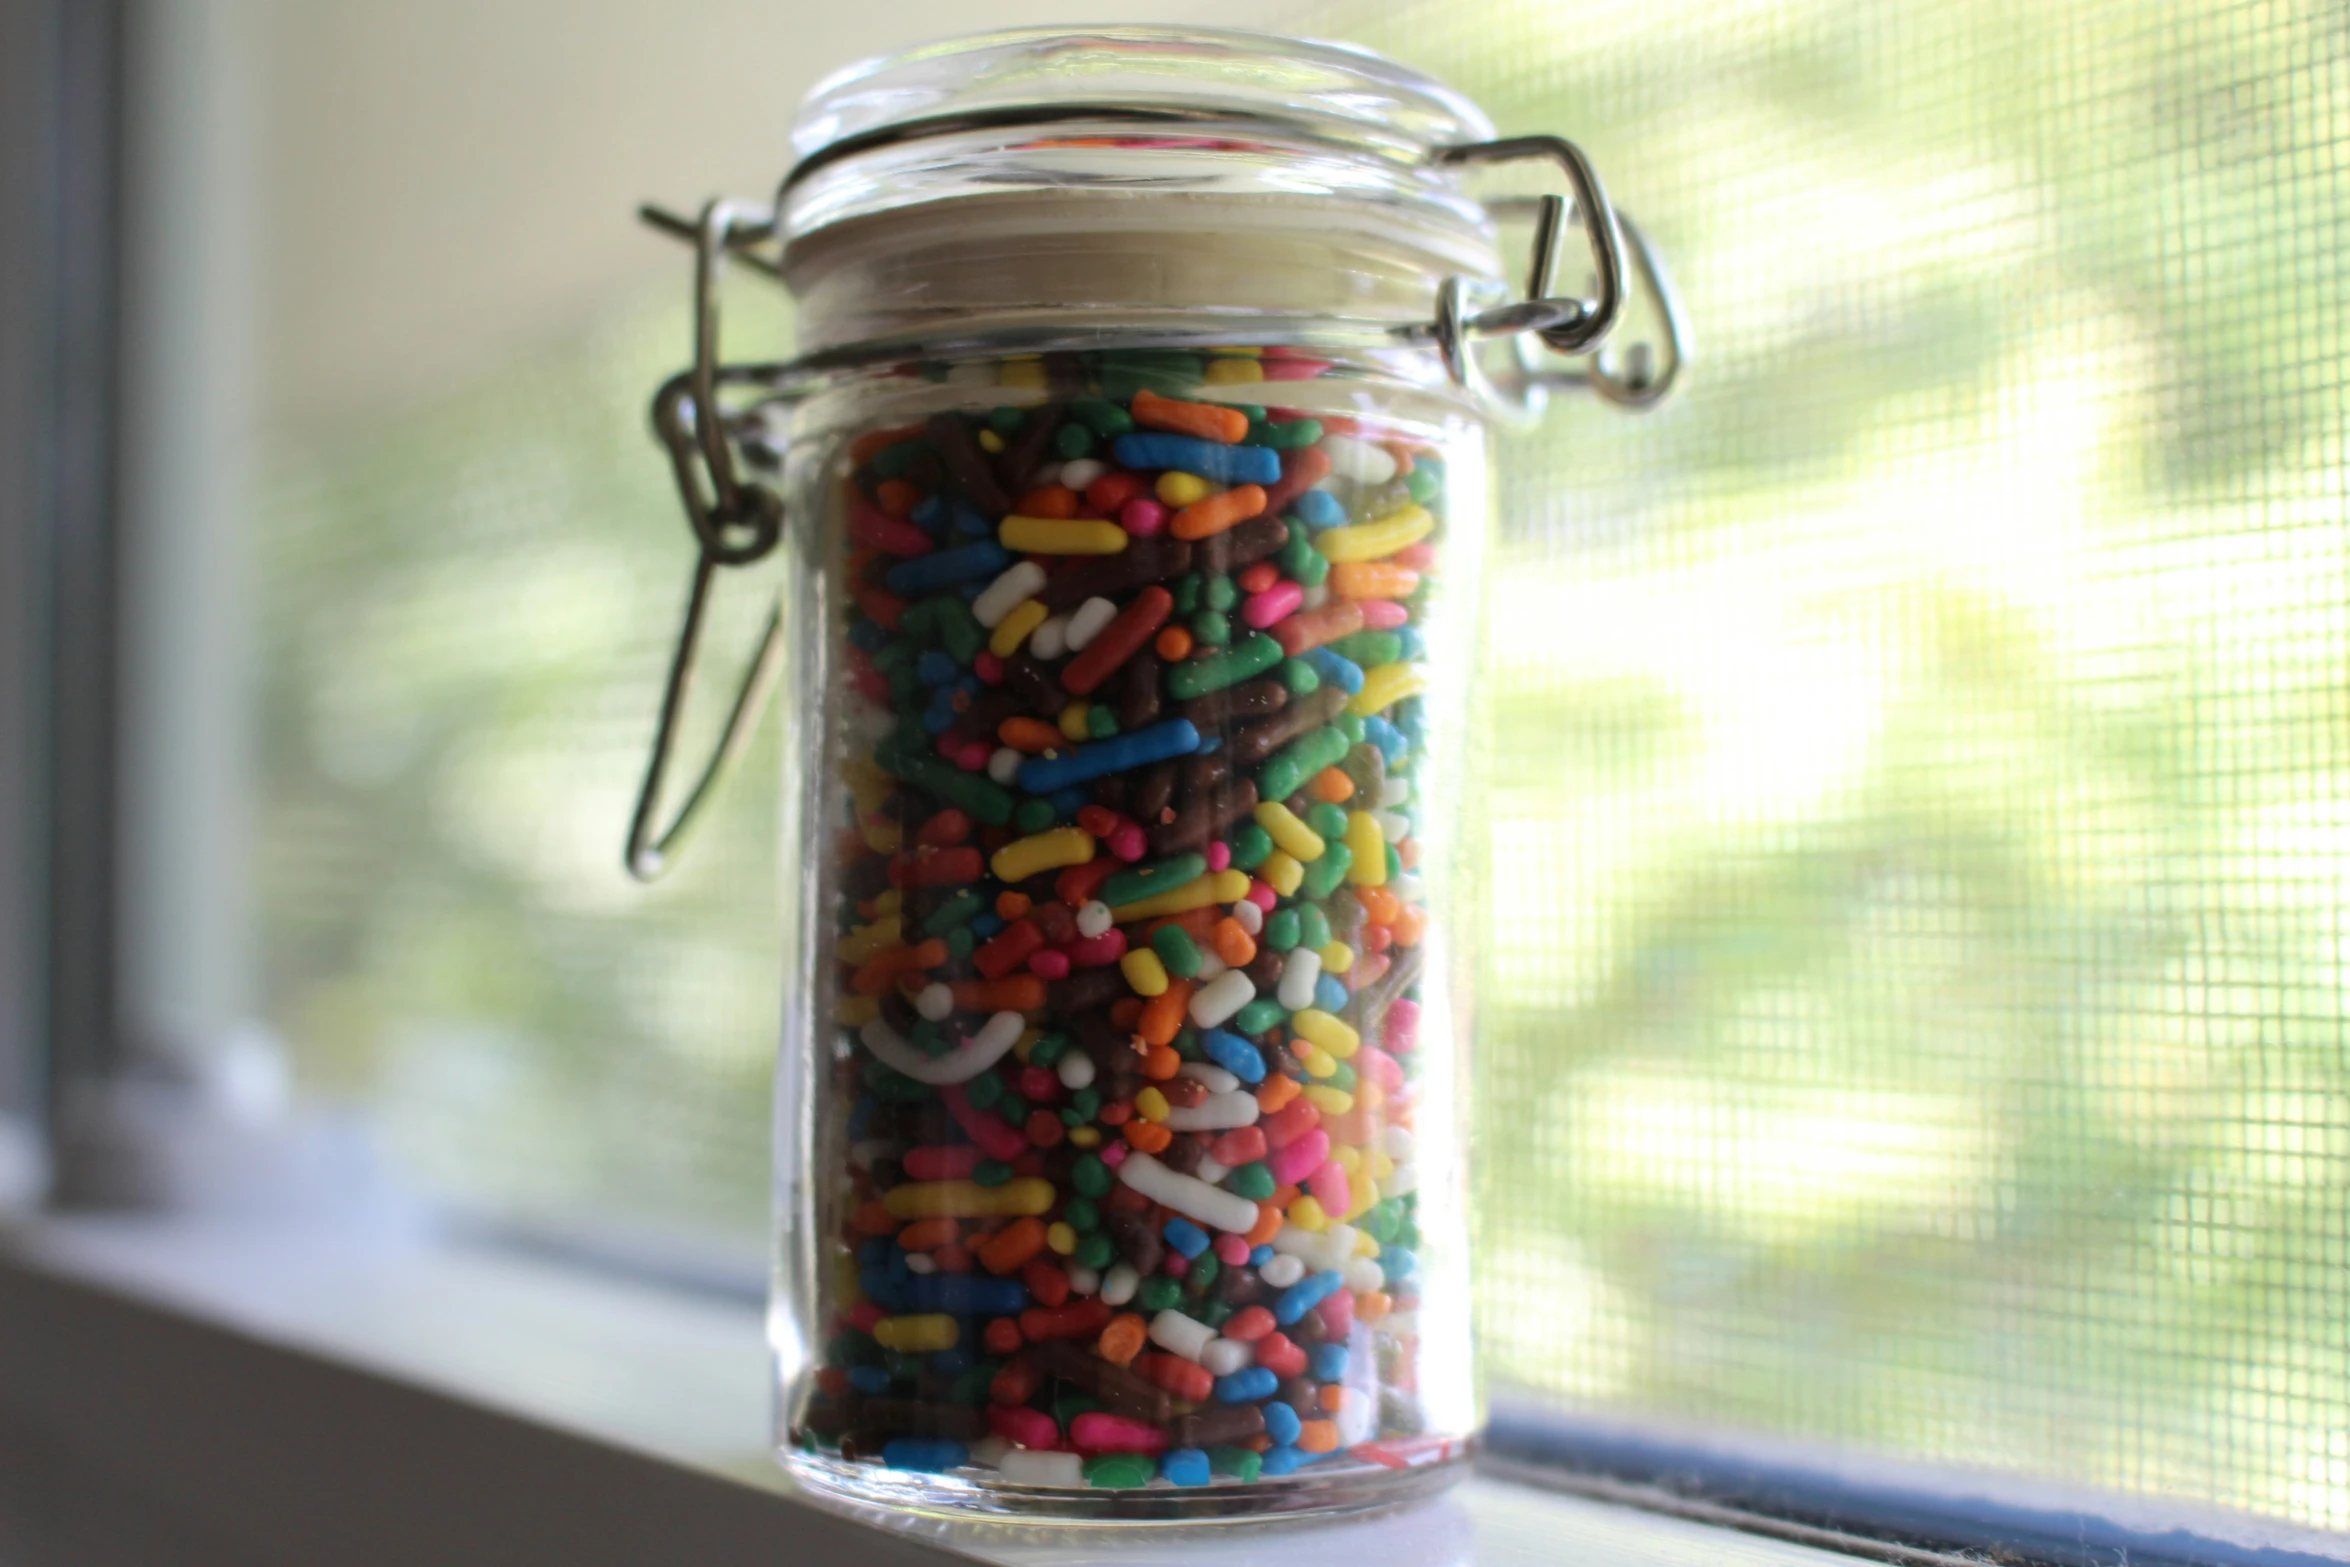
(1337, 712, 1367, 745)
(1326, 1060, 1357, 1092)
(1074, 1233, 1116, 1271)
(1255, 723, 1350, 803)
(1086, 1453, 1155, 1489)
(1152, 924, 1204, 978)
(1070, 397, 1135, 436)
(1280, 657, 1321, 695)
(1329, 631, 1401, 668)
(1306, 801, 1348, 840)
(987, 406, 1027, 435)
(1055, 423, 1097, 459)
(1103, 854, 1207, 908)
(1204, 574, 1238, 612)
(1086, 704, 1120, 739)
(878, 743, 1015, 826)
(1300, 842, 1354, 899)
(1227, 1162, 1276, 1200)
(1265, 908, 1301, 950)
(1029, 1031, 1070, 1067)
(1210, 1446, 1264, 1482)
(1190, 610, 1231, 647)
(972, 1159, 1013, 1187)
(1166, 634, 1282, 700)
(1015, 797, 1058, 833)
(1072, 1154, 1112, 1198)
(1053, 1390, 1105, 1427)
(1063, 1195, 1099, 1231)
(1172, 573, 1203, 615)
(1137, 1276, 1182, 1313)
(949, 1362, 1001, 1405)
(1200, 1298, 1235, 1330)
(1226, 822, 1273, 871)
(944, 926, 976, 961)
(921, 890, 986, 937)
(1186, 1252, 1221, 1291)
(1406, 464, 1441, 504)
(1298, 906, 1331, 949)
(1233, 998, 1289, 1036)
(1386, 842, 1403, 881)
(1069, 1084, 1102, 1120)
(964, 1071, 1005, 1110)
(862, 1061, 933, 1103)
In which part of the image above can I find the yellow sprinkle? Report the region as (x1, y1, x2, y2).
(1287, 1196, 1331, 1232)
(1253, 801, 1326, 862)
(883, 1178, 1057, 1220)
(1331, 1145, 1363, 1174)
(1110, 868, 1254, 922)
(1353, 1230, 1382, 1257)
(836, 915, 904, 965)
(836, 994, 881, 1028)
(1000, 516, 1129, 555)
(1121, 947, 1170, 998)
(844, 757, 894, 814)
(1317, 505, 1434, 564)
(1059, 702, 1092, 742)
(860, 817, 902, 856)
(1301, 1085, 1355, 1116)
(870, 888, 903, 918)
(839, 1252, 864, 1307)
(1349, 663, 1426, 718)
(977, 428, 1006, 453)
(989, 598, 1048, 659)
(1013, 1027, 1043, 1064)
(1319, 941, 1355, 976)
(872, 1314, 960, 1353)
(1345, 1180, 1379, 1222)
(1155, 471, 1216, 506)
(1343, 811, 1387, 886)
(1300, 1045, 1338, 1079)
(1260, 850, 1305, 897)
(1291, 1008, 1361, 1057)
(1370, 1150, 1395, 1182)
(1135, 1086, 1172, 1122)
(998, 359, 1047, 389)
(1203, 357, 1266, 384)
(1046, 1221, 1078, 1256)
(991, 826, 1094, 884)
(1069, 1126, 1102, 1148)
(1207, 345, 1264, 357)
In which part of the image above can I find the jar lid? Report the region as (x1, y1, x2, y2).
(781, 27, 1502, 255)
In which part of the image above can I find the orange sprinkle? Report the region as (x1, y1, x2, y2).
(853, 939, 947, 996)
(849, 422, 925, 465)
(950, 975, 1046, 1012)
(998, 716, 1063, 753)
(977, 1216, 1049, 1275)
(875, 478, 921, 518)
(1124, 1119, 1174, 1154)
(1139, 981, 1192, 1047)
(1360, 885, 1402, 926)
(1015, 484, 1079, 519)
(1096, 1313, 1149, 1366)
(1298, 1419, 1340, 1453)
(1384, 443, 1416, 476)
(1329, 561, 1421, 600)
(1171, 483, 1268, 541)
(1316, 1384, 1348, 1415)
(1208, 917, 1258, 968)
(1110, 997, 1144, 1030)
(1256, 1073, 1303, 1113)
(1141, 1043, 1182, 1080)
(1309, 768, 1355, 803)
(1355, 1290, 1392, 1323)
(896, 1217, 960, 1253)
(1391, 905, 1428, 947)
(934, 1243, 975, 1273)
(1131, 386, 1248, 444)
(1244, 1201, 1286, 1247)
(851, 1200, 900, 1236)
(995, 890, 1034, 920)
(1396, 839, 1420, 870)
(1154, 626, 1195, 662)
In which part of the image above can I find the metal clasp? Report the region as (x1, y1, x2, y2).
(624, 199, 793, 882)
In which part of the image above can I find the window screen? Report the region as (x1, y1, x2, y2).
(246, 0, 2350, 1533)
(1308, 0, 2350, 1532)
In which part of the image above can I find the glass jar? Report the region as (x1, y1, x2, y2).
(624, 25, 1680, 1524)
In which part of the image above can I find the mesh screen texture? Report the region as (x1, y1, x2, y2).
(1313, 0, 2350, 1531)
(251, 0, 2350, 1530)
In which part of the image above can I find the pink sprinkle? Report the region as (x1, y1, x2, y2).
(1120, 497, 1169, 537)
(1242, 581, 1304, 630)
(845, 1301, 885, 1333)
(1393, 542, 1436, 572)
(1356, 1043, 1406, 1092)
(1100, 1141, 1129, 1169)
(1357, 599, 1410, 630)
(942, 1082, 1029, 1161)
(947, 737, 993, 771)
(1348, 951, 1392, 992)
(1163, 1251, 1189, 1277)
(848, 499, 935, 558)
(1204, 840, 1232, 872)
(1312, 1287, 1356, 1340)
(1065, 929, 1127, 967)
(1027, 948, 1073, 980)
(1308, 1159, 1352, 1217)
(1070, 1411, 1167, 1456)
(1267, 1129, 1330, 1187)
(1107, 822, 1147, 861)
(1245, 880, 1278, 912)
(1214, 1233, 1251, 1265)
(1262, 357, 1332, 381)
(1384, 997, 1421, 1054)
(989, 1405, 1061, 1450)
(973, 650, 1005, 683)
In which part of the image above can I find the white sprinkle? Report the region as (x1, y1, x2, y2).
(916, 983, 955, 1021)
(1148, 1308, 1216, 1362)
(1272, 1219, 1360, 1272)
(1100, 1262, 1140, 1306)
(1302, 582, 1331, 610)
(972, 562, 1049, 627)
(1117, 1150, 1260, 1233)
(1075, 900, 1114, 939)
(1374, 810, 1409, 842)
(1343, 1256, 1387, 1294)
(1030, 615, 1070, 660)
(1377, 777, 1412, 808)
(1193, 952, 1229, 982)
(1383, 1161, 1420, 1197)
(1200, 1338, 1254, 1377)
(1000, 1450, 1085, 1485)
(1178, 1061, 1240, 1094)
(1393, 873, 1425, 904)
(904, 1253, 938, 1275)
(1260, 1253, 1307, 1288)
(1277, 947, 1323, 1011)
(858, 1014, 1022, 1085)
(1057, 1050, 1096, 1090)
(1058, 458, 1107, 490)
(988, 747, 1023, 784)
(1335, 1385, 1376, 1445)
(1381, 1310, 1419, 1339)
(1229, 898, 1263, 936)
(1383, 1126, 1416, 1161)
(1161, 1090, 1262, 1132)
(849, 1139, 901, 1171)
(1320, 434, 1398, 485)
(1066, 1264, 1101, 1297)
(1188, 969, 1255, 1029)
(1063, 596, 1120, 652)
(1194, 1156, 1230, 1186)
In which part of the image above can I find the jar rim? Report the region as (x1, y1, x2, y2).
(783, 27, 1503, 252)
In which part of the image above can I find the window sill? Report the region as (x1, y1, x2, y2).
(0, 1216, 1856, 1567)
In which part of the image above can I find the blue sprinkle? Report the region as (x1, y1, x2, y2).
(1111, 433, 1281, 486)
(885, 541, 1011, 596)
(921, 705, 956, 735)
(950, 502, 993, 537)
(849, 619, 888, 652)
(1049, 786, 1092, 818)
(928, 1346, 974, 1376)
(1016, 719, 1200, 793)
(1160, 1447, 1212, 1487)
(1396, 626, 1426, 660)
(847, 1364, 892, 1395)
(917, 650, 960, 686)
(1214, 1366, 1279, 1403)
(970, 912, 1005, 940)
(857, 1237, 892, 1267)
(1381, 1246, 1418, 1281)
(1313, 975, 1349, 1014)
(1203, 1029, 1266, 1083)
(882, 1437, 969, 1473)
(1250, 1244, 1276, 1268)
(1262, 1400, 1303, 1446)
(1261, 1444, 1310, 1476)
(1193, 734, 1223, 754)
(1303, 648, 1365, 693)
(1289, 490, 1346, 530)
(1363, 715, 1407, 763)
(1273, 1269, 1345, 1326)
(900, 1274, 1029, 1315)
(1162, 1217, 1211, 1259)
(859, 1266, 906, 1312)
(911, 494, 947, 531)
(1309, 1343, 1349, 1382)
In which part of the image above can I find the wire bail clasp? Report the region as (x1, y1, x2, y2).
(625, 199, 790, 882)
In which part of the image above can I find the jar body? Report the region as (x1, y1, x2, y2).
(769, 346, 1485, 1520)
